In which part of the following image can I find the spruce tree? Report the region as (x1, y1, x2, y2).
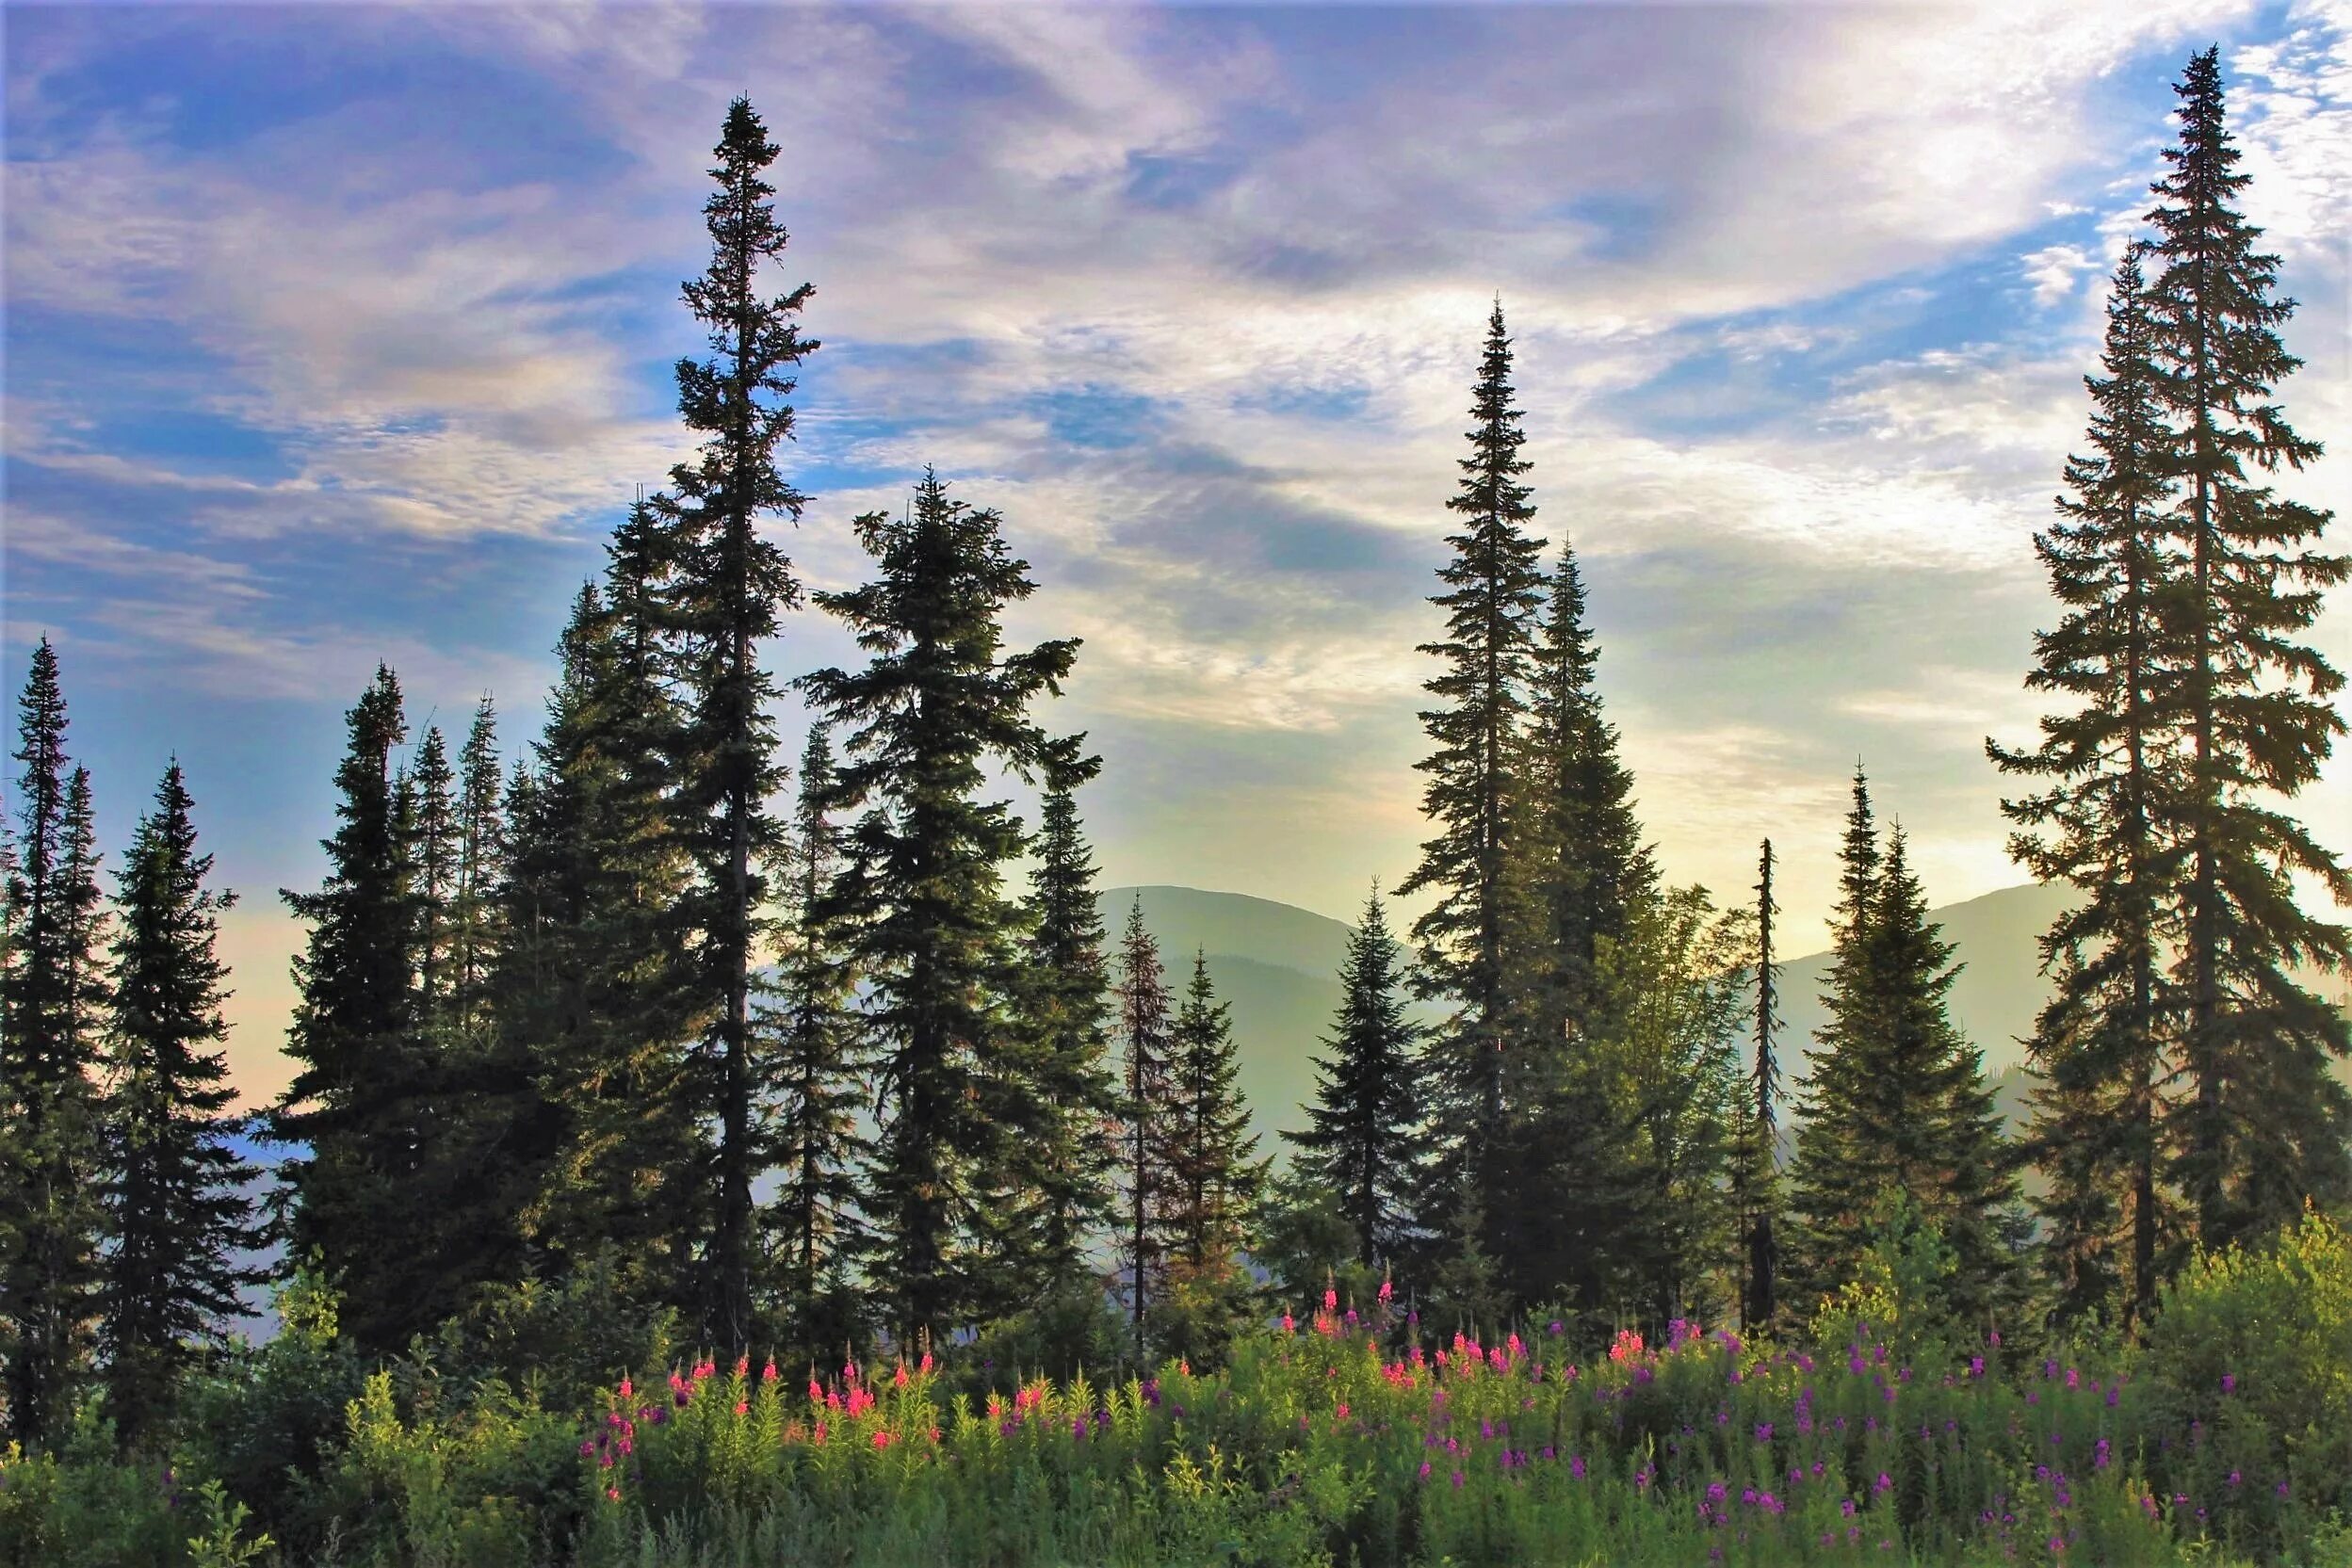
(501, 582, 702, 1312)
(271, 666, 444, 1354)
(449, 698, 505, 1049)
(1158, 953, 1266, 1362)
(1, 640, 108, 1447)
(98, 764, 266, 1449)
(1006, 736, 1122, 1297)
(1112, 897, 1176, 1354)
(655, 95, 819, 1350)
(2140, 46, 2351, 1248)
(1287, 884, 1422, 1269)
(1740, 839, 1783, 1332)
(1790, 825, 2029, 1327)
(1522, 540, 1657, 1040)
(407, 724, 459, 1031)
(1508, 538, 1657, 1310)
(1990, 244, 2184, 1331)
(760, 725, 868, 1361)
(1398, 300, 1547, 1266)
(802, 470, 1077, 1348)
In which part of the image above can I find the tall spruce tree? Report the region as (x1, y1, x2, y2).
(1522, 540, 1657, 1040)
(449, 699, 505, 1049)
(2140, 46, 2351, 1249)
(802, 470, 1077, 1348)
(655, 95, 819, 1350)
(760, 724, 868, 1361)
(407, 725, 460, 1031)
(1740, 839, 1783, 1332)
(1157, 953, 1266, 1362)
(502, 582, 703, 1312)
(1, 639, 109, 1447)
(1790, 823, 2029, 1326)
(1007, 736, 1121, 1297)
(1287, 884, 1422, 1269)
(98, 764, 266, 1449)
(1398, 300, 1548, 1266)
(1112, 897, 1176, 1354)
(271, 666, 440, 1354)
(1990, 243, 2184, 1332)
(1507, 538, 1657, 1311)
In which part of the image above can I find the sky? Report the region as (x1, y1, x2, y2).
(5, 0, 2350, 1108)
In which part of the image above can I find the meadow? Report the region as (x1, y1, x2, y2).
(4, 1213, 2348, 1568)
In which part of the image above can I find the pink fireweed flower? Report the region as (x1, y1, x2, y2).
(872, 1429, 892, 1450)
(735, 1355, 749, 1379)
(734, 1399, 748, 1416)
(1419, 1461, 1432, 1481)
(762, 1360, 778, 1383)
(618, 1376, 633, 1398)
(1325, 1287, 1338, 1311)
(809, 1378, 824, 1403)
(1609, 1330, 1645, 1364)
(1282, 1314, 1295, 1334)
(1336, 1403, 1350, 1420)
(814, 1421, 827, 1444)
(919, 1351, 934, 1374)
(1378, 1278, 1394, 1304)
(606, 1486, 620, 1502)
(894, 1363, 909, 1389)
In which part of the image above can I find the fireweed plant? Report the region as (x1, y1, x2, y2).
(535, 1275, 2344, 1567)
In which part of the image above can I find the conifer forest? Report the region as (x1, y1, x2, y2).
(4, 24, 2351, 1568)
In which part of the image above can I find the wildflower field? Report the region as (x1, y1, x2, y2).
(5, 1217, 2352, 1568)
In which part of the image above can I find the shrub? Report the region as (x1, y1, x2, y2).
(2137, 1207, 2352, 1546)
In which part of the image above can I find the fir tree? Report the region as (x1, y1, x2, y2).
(1006, 736, 1121, 1297)
(407, 724, 459, 1032)
(1286, 884, 1422, 1269)
(802, 470, 1077, 1348)
(2140, 46, 2351, 1248)
(1158, 953, 1266, 1362)
(98, 764, 266, 1448)
(655, 95, 819, 1350)
(1507, 538, 1656, 1311)
(1, 640, 109, 1447)
(760, 724, 868, 1361)
(501, 582, 703, 1313)
(1740, 839, 1783, 1333)
(1522, 540, 1656, 1041)
(1398, 300, 1548, 1265)
(271, 666, 445, 1354)
(1990, 243, 2184, 1332)
(1789, 826, 2030, 1327)
(1112, 897, 1176, 1354)
(450, 697, 506, 1049)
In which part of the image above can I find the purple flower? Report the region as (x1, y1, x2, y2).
(2221, 1373, 2236, 1395)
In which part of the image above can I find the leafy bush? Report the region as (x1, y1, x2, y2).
(2137, 1207, 2352, 1548)
(171, 1265, 368, 1557)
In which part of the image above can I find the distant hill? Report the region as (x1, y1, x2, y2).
(1764, 881, 2081, 1083)
(1097, 886, 1360, 1160)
